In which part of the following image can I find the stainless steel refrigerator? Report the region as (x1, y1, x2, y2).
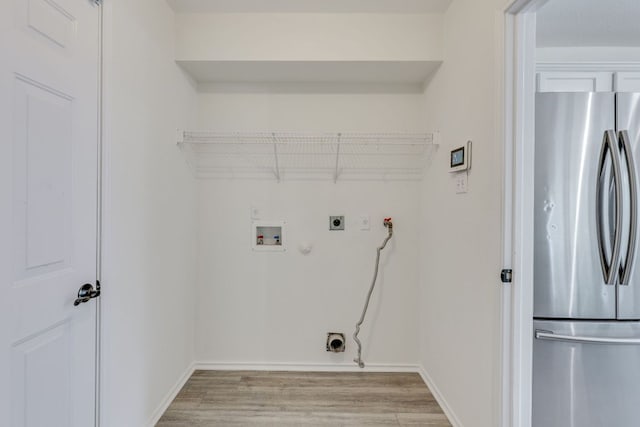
(533, 92, 640, 427)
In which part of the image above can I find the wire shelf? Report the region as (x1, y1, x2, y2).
(177, 131, 439, 182)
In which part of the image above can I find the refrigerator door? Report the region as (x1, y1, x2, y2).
(535, 93, 617, 319)
(617, 92, 640, 319)
(533, 319, 640, 427)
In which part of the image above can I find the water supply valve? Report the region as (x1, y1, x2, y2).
(384, 217, 393, 235)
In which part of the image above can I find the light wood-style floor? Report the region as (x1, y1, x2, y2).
(157, 370, 452, 426)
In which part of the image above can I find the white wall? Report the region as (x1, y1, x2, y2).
(197, 180, 420, 366)
(195, 93, 425, 366)
(419, 0, 504, 426)
(197, 92, 426, 131)
(176, 13, 443, 61)
(101, 0, 198, 425)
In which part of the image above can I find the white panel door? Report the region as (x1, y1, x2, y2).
(536, 71, 613, 92)
(0, 0, 101, 426)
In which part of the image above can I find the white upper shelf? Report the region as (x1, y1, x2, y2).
(177, 131, 439, 182)
(177, 60, 442, 90)
(174, 14, 443, 89)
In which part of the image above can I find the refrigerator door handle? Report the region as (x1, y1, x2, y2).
(536, 329, 640, 345)
(619, 130, 637, 286)
(597, 130, 624, 285)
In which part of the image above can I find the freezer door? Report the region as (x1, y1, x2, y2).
(535, 93, 617, 318)
(617, 93, 640, 319)
(533, 320, 640, 427)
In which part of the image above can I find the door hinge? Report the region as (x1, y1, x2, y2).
(93, 0, 102, 6)
(500, 269, 513, 284)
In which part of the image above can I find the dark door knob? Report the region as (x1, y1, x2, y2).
(74, 282, 100, 306)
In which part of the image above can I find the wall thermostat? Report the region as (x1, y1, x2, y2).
(449, 140, 472, 172)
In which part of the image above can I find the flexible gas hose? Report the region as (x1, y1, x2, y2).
(353, 218, 393, 368)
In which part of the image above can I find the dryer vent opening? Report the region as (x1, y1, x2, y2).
(326, 333, 345, 352)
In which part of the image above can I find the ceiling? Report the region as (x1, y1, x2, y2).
(537, 0, 640, 47)
(167, 0, 452, 14)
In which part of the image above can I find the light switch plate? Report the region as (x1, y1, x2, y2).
(455, 173, 468, 194)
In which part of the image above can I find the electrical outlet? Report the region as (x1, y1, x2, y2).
(329, 216, 345, 230)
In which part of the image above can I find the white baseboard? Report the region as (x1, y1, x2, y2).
(146, 362, 196, 427)
(418, 366, 463, 427)
(194, 360, 420, 373)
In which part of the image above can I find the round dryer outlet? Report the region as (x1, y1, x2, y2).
(329, 216, 345, 231)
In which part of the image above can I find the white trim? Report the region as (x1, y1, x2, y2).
(98, 1, 113, 426)
(504, 1, 539, 427)
(537, 62, 640, 72)
(506, 0, 548, 13)
(513, 12, 537, 427)
(94, 2, 104, 426)
(194, 361, 421, 373)
(501, 11, 515, 427)
(146, 362, 196, 427)
(417, 366, 463, 427)
(503, 5, 538, 427)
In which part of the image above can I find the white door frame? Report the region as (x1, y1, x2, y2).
(96, 3, 105, 427)
(501, 1, 547, 427)
(97, 1, 114, 425)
